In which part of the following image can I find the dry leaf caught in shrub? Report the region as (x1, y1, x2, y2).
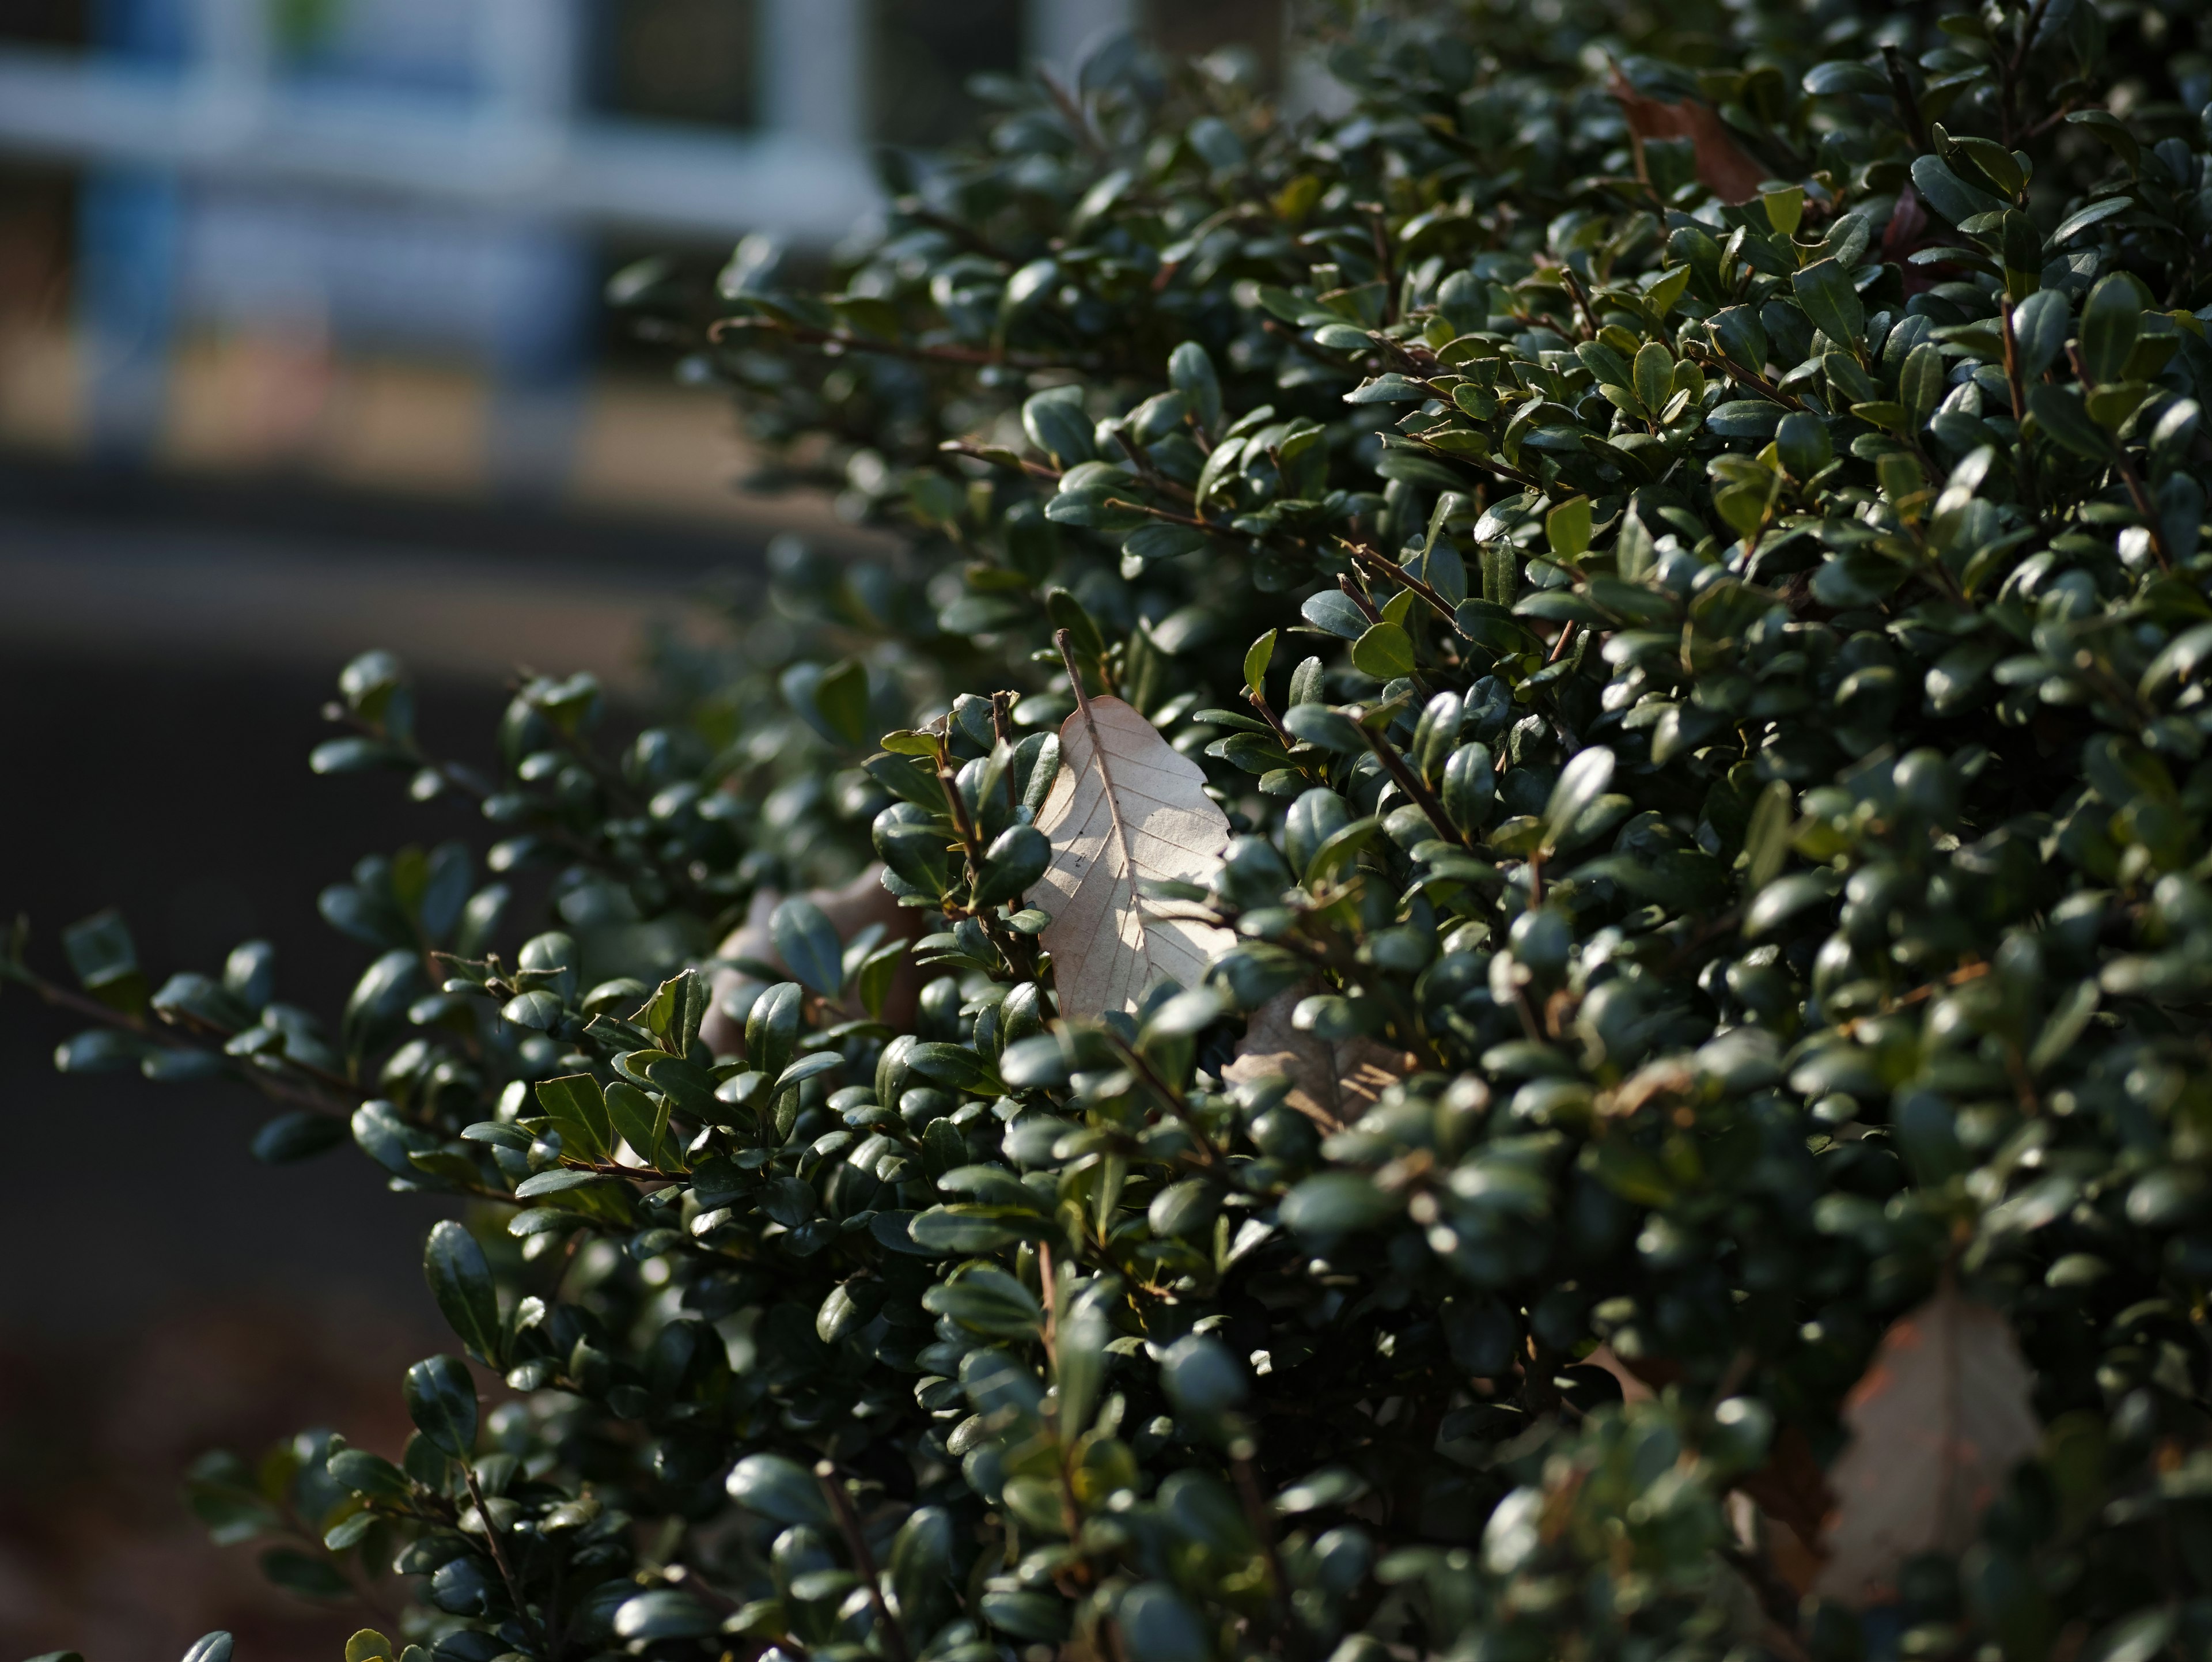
(1607, 62, 1767, 205)
(1222, 987, 1415, 1129)
(699, 864, 926, 1055)
(1815, 1281, 2040, 1603)
(1033, 694, 1233, 1017)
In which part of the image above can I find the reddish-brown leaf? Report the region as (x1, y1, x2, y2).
(1608, 63, 1768, 206)
(1815, 1281, 2040, 1603)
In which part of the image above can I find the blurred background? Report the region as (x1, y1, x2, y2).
(0, 0, 1286, 1653)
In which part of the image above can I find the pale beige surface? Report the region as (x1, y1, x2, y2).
(0, 321, 870, 542)
(1034, 694, 1234, 1017)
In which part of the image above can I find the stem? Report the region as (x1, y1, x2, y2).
(1882, 44, 1928, 150)
(1054, 629, 1096, 713)
(1105, 1029, 1228, 1174)
(940, 439, 1063, 482)
(1358, 722, 1468, 852)
(1231, 1452, 1302, 1660)
(10, 962, 361, 1118)
(1557, 265, 1600, 341)
(2067, 344, 2175, 571)
(1342, 539, 1470, 637)
(1244, 686, 1297, 751)
(1680, 340, 1805, 410)
(1998, 300, 2040, 518)
(1338, 575, 1382, 625)
(461, 1459, 537, 1640)
(816, 1462, 912, 1662)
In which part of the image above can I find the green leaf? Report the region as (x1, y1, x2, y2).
(772, 898, 844, 998)
(423, 1220, 503, 1365)
(1281, 1171, 1398, 1239)
(1802, 59, 1890, 95)
(1707, 402, 1783, 438)
(329, 1448, 412, 1502)
(2066, 109, 2139, 172)
(535, 1073, 612, 1161)
(62, 908, 145, 1013)
(1168, 340, 1223, 433)
(2077, 272, 2143, 385)
(1542, 747, 1615, 854)
(1791, 258, 1865, 350)
(1742, 779, 1796, 892)
(2010, 290, 2069, 379)
(1244, 629, 1276, 696)
(811, 658, 871, 747)
(1633, 342, 1674, 415)
(1546, 496, 1592, 561)
(403, 1355, 478, 1457)
(906, 1040, 1002, 1096)
(1900, 343, 1946, 418)
(975, 823, 1051, 907)
(889, 1506, 958, 1635)
(1911, 154, 2009, 224)
(1775, 412, 1834, 479)
(923, 1265, 1044, 1335)
(604, 1080, 672, 1166)
(726, 1453, 834, 1527)
(1022, 385, 1092, 465)
(2049, 195, 2134, 245)
(1281, 704, 1365, 752)
(2027, 383, 2112, 460)
(746, 982, 804, 1080)
(1301, 589, 1370, 639)
(1351, 622, 1416, 681)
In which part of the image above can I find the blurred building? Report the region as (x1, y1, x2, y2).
(0, 0, 1287, 510)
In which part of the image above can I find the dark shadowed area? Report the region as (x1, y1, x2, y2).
(0, 488, 740, 1654)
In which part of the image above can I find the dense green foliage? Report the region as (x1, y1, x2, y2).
(13, 2, 2212, 1659)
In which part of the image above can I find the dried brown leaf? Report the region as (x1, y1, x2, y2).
(1608, 63, 1768, 206)
(1033, 695, 1233, 1017)
(699, 864, 926, 1056)
(1815, 1281, 2040, 1603)
(1222, 986, 1416, 1129)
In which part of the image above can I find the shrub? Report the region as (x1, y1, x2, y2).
(12, 2, 2212, 1659)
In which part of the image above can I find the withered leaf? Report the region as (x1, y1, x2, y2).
(1608, 63, 1768, 206)
(1222, 986, 1415, 1129)
(1815, 1281, 2040, 1603)
(1033, 694, 1233, 1018)
(700, 864, 926, 1055)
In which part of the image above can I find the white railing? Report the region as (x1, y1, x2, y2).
(0, 0, 1139, 244)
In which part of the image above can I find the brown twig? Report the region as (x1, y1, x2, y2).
(1232, 1452, 1304, 1660)
(461, 1459, 539, 1642)
(1998, 299, 2040, 518)
(816, 1462, 911, 1662)
(2067, 343, 2175, 571)
(1357, 721, 1468, 852)
(1882, 44, 1928, 150)
(11, 964, 362, 1117)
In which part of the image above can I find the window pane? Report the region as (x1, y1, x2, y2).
(1144, 0, 1282, 83)
(872, 0, 1022, 149)
(604, 0, 759, 130)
